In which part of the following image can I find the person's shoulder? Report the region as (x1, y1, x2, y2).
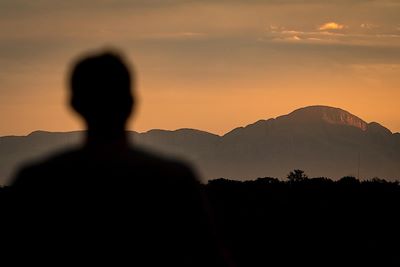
(22, 147, 83, 169)
(129, 146, 198, 178)
(12, 147, 83, 186)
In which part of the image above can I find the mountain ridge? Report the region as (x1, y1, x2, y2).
(3, 105, 397, 138)
(0, 105, 399, 184)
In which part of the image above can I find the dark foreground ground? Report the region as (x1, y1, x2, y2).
(205, 176, 400, 266)
(1, 176, 399, 266)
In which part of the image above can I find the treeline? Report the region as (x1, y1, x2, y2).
(204, 170, 400, 266)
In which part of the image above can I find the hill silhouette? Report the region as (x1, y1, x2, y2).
(0, 105, 399, 184)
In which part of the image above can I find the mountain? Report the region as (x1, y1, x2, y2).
(1, 105, 399, 185)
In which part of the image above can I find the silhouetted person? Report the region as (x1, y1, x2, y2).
(10, 51, 231, 266)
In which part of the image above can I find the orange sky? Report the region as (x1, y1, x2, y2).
(0, 1, 399, 136)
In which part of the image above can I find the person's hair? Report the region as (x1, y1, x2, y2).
(69, 51, 134, 127)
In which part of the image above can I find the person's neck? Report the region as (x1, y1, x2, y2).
(84, 128, 129, 149)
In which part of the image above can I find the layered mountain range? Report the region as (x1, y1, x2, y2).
(1, 105, 399, 184)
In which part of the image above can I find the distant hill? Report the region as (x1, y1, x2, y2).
(1, 105, 399, 185)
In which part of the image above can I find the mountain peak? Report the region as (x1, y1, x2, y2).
(282, 105, 368, 131)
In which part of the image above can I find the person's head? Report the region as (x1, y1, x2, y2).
(69, 50, 134, 134)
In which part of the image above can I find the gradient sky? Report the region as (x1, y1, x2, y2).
(1, 0, 399, 136)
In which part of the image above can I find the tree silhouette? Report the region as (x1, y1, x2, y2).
(338, 176, 360, 185)
(287, 169, 308, 182)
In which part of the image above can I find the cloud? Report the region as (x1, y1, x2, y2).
(319, 22, 345, 31)
(360, 23, 379, 29)
(263, 22, 400, 47)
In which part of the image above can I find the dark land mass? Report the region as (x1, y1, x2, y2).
(1, 174, 399, 266)
(205, 175, 400, 266)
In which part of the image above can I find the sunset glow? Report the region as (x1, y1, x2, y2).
(0, 1, 399, 136)
(319, 22, 345, 31)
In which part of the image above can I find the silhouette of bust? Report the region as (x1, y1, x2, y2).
(11, 51, 229, 266)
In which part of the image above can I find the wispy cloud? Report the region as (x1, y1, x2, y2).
(264, 23, 400, 47)
(360, 23, 379, 29)
(319, 22, 345, 31)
